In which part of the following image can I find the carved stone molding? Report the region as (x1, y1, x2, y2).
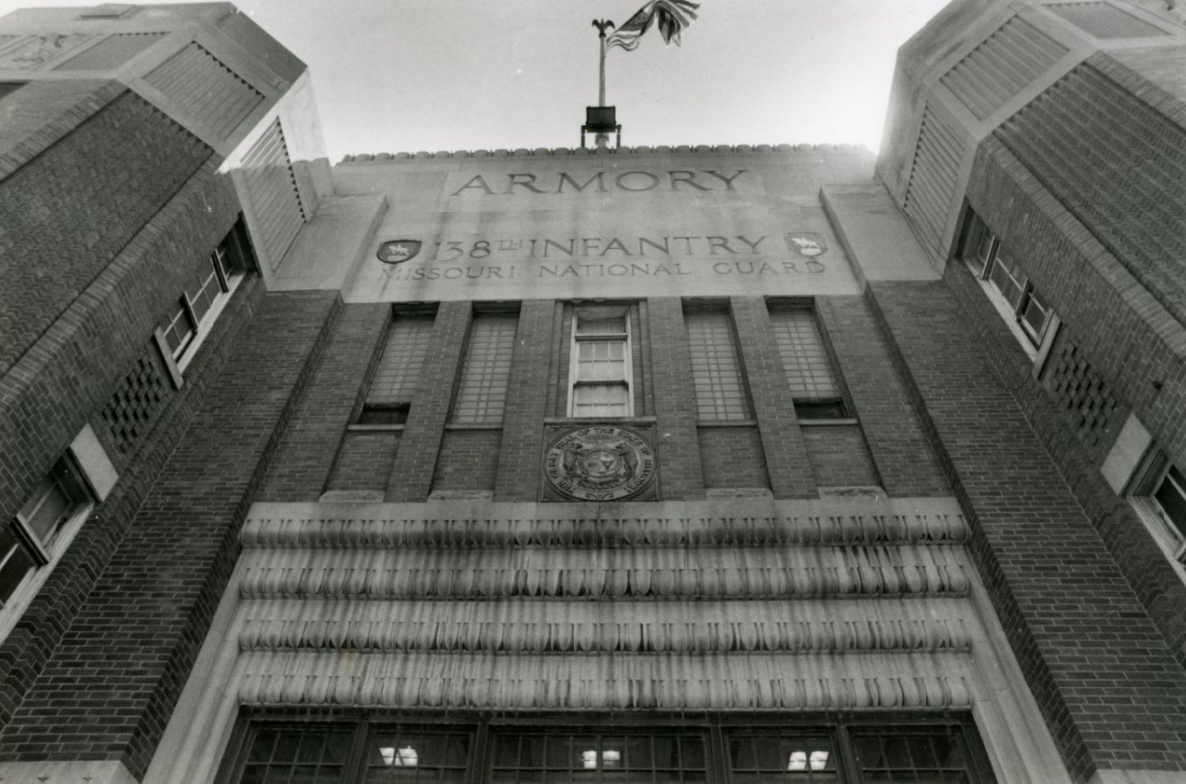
(237, 600, 971, 653)
(236, 650, 973, 710)
(237, 545, 969, 599)
(241, 512, 967, 550)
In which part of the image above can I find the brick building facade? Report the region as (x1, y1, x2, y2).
(0, 2, 1183, 784)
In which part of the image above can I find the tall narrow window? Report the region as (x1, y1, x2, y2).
(359, 312, 435, 425)
(685, 307, 751, 421)
(768, 307, 848, 419)
(452, 311, 517, 424)
(569, 307, 633, 417)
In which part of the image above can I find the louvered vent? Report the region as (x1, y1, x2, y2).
(1046, 2, 1166, 38)
(145, 42, 263, 138)
(55, 33, 165, 71)
(941, 17, 1067, 120)
(241, 119, 306, 268)
(903, 103, 965, 259)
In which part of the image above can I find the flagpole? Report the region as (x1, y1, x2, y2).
(599, 32, 607, 108)
(592, 19, 614, 149)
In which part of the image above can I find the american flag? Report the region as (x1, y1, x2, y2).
(605, 0, 700, 52)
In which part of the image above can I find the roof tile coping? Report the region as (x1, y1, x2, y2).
(340, 143, 870, 163)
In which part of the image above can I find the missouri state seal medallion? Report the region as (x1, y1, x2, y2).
(543, 425, 657, 501)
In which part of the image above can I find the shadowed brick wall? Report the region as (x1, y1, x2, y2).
(0, 274, 261, 733)
(387, 302, 470, 501)
(801, 425, 880, 488)
(0, 159, 239, 529)
(259, 303, 390, 500)
(730, 296, 816, 497)
(968, 134, 1186, 476)
(0, 87, 212, 376)
(646, 298, 705, 499)
(867, 278, 1186, 782)
(945, 258, 1186, 673)
(0, 290, 340, 777)
(495, 300, 555, 500)
(819, 296, 948, 497)
(433, 429, 501, 493)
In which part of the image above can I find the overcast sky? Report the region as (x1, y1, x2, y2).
(1, 0, 952, 160)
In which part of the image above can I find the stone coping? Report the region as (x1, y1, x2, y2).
(340, 143, 870, 163)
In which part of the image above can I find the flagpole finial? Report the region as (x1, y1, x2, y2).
(592, 18, 615, 38)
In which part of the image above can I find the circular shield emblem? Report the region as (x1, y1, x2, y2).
(544, 425, 656, 501)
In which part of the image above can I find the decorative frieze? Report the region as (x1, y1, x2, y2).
(241, 511, 967, 550)
(237, 544, 968, 599)
(236, 650, 973, 710)
(237, 600, 970, 653)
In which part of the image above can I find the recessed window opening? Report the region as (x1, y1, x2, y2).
(959, 212, 1054, 351)
(2, 454, 93, 607)
(768, 305, 848, 420)
(358, 312, 436, 426)
(685, 305, 752, 422)
(569, 306, 633, 418)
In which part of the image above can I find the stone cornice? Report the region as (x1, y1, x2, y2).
(340, 143, 870, 163)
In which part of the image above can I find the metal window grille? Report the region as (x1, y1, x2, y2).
(685, 309, 751, 421)
(223, 720, 996, 784)
(237, 726, 352, 784)
(769, 309, 841, 401)
(365, 315, 436, 415)
(452, 312, 517, 424)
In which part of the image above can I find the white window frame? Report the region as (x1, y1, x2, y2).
(567, 306, 634, 418)
(960, 212, 1058, 365)
(0, 427, 115, 641)
(1128, 449, 1186, 575)
(153, 235, 246, 387)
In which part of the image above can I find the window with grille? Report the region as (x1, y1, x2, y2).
(569, 306, 633, 418)
(452, 311, 518, 425)
(959, 212, 1055, 350)
(768, 307, 848, 420)
(360, 313, 436, 425)
(685, 307, 751, 421)
(218, 718, 997, 784)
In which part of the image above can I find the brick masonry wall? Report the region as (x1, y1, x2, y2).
(496, 300, 556, 501)
(0, 290, 340, 777)
(0, 88, 212, 376)
(387, 302, 470, 502)
(818, 296, 949, 497)
(0, 274, 262, 734)
(646, 298, 705, 499)
(966, 137, 1186, 477)
(433, 429, 502, 492)
(945, 260, 1186, 672)
(1041, 327, 1125, 462)
(697, 426, 769, 490)
(326, 432, 400, 494)
(730, 297, 816, 498)
(258, 303, 390, 500)
(801, 424, 880, 488)
(867, 278, 1186, 780)
(0, 155, 239, 522)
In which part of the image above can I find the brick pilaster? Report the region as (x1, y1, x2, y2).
(386, 301, 471, 501)
(258, 303, 390, 500)
(495, 299, 554, 501)
(647, 298, 704, 499)
(730, 296, 817, 498)
(817, 296, 948, 497)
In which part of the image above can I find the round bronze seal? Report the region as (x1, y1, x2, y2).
(544, 425, 656, 501)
